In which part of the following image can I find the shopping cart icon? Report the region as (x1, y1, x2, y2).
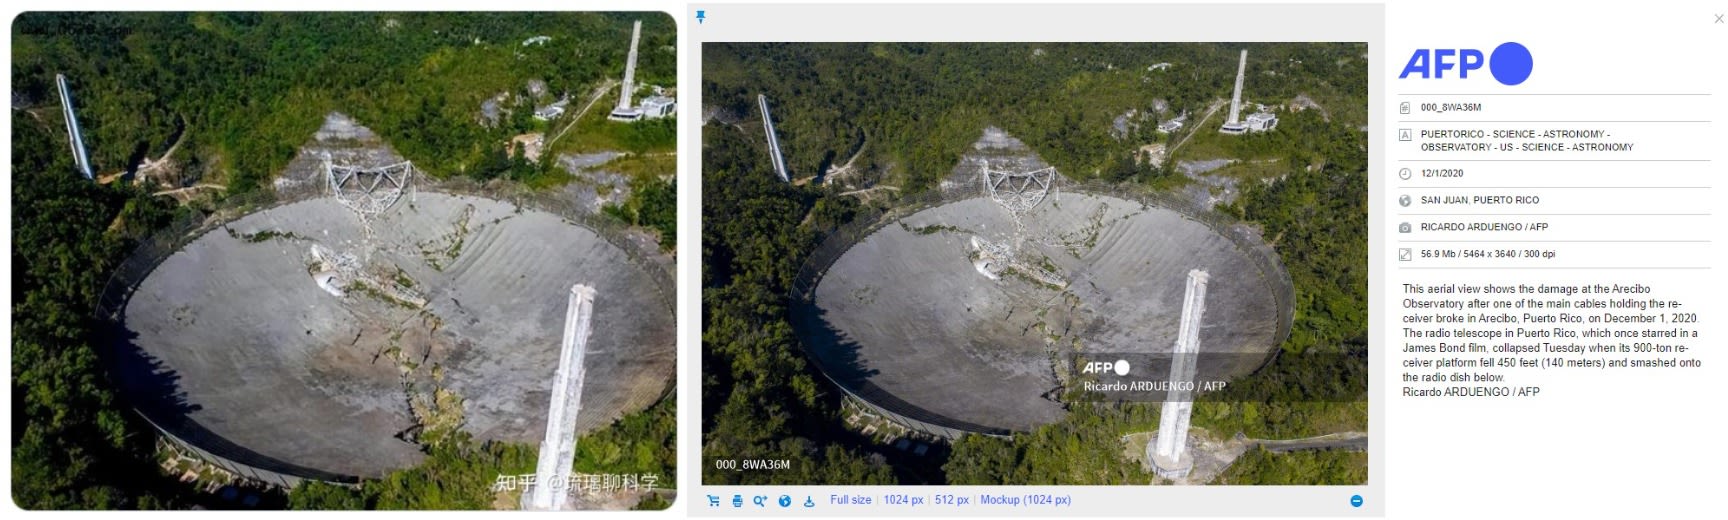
(707, 495, 720, 507)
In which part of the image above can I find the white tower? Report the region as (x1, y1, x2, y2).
(525, 284, 597, 510)
(617, 20, 642, 111)
(1149, 269, 1208, 479)
(608, 20, 645, 121)
(759, 94, 789, 182)
(56, 74, 94, 180)
(1221, 50, 1249, 134)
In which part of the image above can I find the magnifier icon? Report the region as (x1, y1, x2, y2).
(753, 496, 767, 507)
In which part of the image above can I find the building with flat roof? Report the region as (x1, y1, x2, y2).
(534, 100, 568, 121)
(1243, 111, 1279, 132)
(639, 95, 676, 119)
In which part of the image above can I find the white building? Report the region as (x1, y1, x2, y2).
(639, 95, 676, 119)
(534, 99, 569, 121)
(1157, 114, 1188, 134)
(1243, 111, 1279, 132)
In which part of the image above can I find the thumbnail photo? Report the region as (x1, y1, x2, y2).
(12, 12, 676, 510)
(703, 42, 1367, 486)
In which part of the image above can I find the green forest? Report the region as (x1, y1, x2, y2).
(11, 12, 677, 510)
(287, 398, 676, 510)
(12, 111, 188, 509)
(704, 42, 1367, 190)
(12, 12, 675, 192)
(701, 128, 896, 485)
(703, 43, 1367, 485)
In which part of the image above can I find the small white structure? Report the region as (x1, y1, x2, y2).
(1149, 269, 1208, 479)
(533, 101, 568, 121)
(1157, 116, 1186, 134)
(522, 35, 551, 46)
(1243, 111, 1279, 132)
(525, 284, 598, 511)
(638, 95, 676, 119)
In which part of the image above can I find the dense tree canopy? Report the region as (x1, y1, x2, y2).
(11, 112, 187, 508)
(701, 126, 895, 485)
(704, 42, 1367, 190)
(12, 12, 676, 192)
(287, 398, 675, 510)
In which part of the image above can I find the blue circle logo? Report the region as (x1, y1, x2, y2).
(1489, 42, 1533, 86)
(1350, 494, 1364, 508)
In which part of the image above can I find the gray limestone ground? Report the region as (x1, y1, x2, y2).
(119, 193, 674, 478)
(804, 127, 1285, 435)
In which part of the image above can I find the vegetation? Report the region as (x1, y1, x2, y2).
(11, 111, 188, 508)
(287, 397, 676, 510)
(703, 43, 1367, 486)
(702, 127, 893, 485)
(603, 176, 677, 250)
(703, 42, 1366, 190)
(1216, 447, 1368, 485)
(945, 401, 1157, 485)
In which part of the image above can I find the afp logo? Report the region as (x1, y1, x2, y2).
(1399, 42, 1533, 86)
(1081, 359, 1130, 376)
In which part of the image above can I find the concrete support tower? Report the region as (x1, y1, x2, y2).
(759, 94, 790, 182)
(617, 20, 642, 113)
(1150, 269, 1208, 479)
(56, 74, 94, 180)
(607, 20, 644, 121)
(1220, 50, 1248, 134)
(525, 284, 597, 510)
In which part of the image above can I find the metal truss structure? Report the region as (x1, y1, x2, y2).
(971, 161, 1066, 286)
(981, 161, 1056, 219)
(324, 154, 415, 220)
